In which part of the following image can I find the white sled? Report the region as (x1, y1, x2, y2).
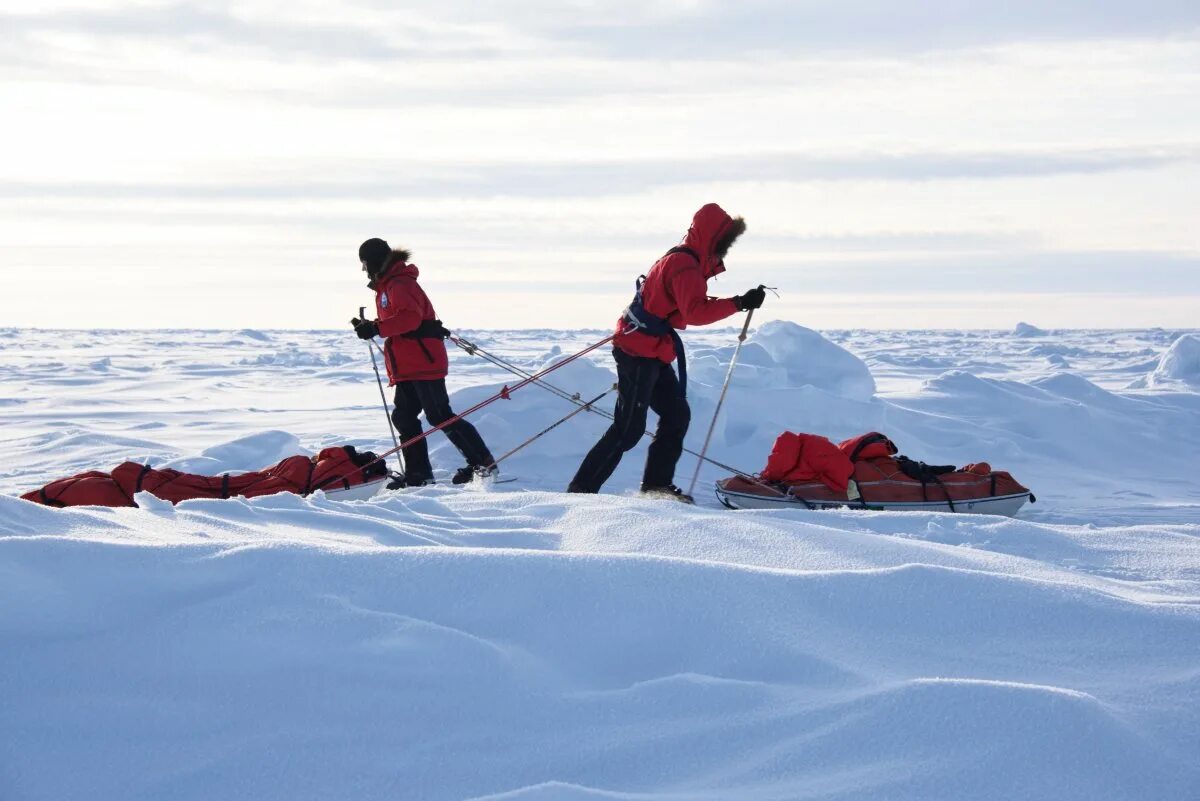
(715, 480, 1032, 517)
(319, 476, 388, 502)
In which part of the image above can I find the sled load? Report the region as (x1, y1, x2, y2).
(22, 446, 389, 508)
(715, 432, 1034, 516)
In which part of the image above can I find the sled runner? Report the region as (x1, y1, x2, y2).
(715, 431, 1034, 516)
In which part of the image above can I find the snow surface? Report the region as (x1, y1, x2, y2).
(2, 323, 1199, 801)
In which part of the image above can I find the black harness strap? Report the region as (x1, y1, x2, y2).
(220, 474, 231, 499)
(930, 475, 958, 513)
(664, 245, 700, 261)
(135, 463, 153, 494)
(303, 460, 316, 495)
(620, 246, 701, 399)
(847, 433, 891, 463)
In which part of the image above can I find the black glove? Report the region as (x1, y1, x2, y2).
(734, 286, 766, 311)
(409, 318, 451, 339)
(351, 317, 379, 340)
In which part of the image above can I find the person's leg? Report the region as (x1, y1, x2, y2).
(412, 379, 496, 469)
(569, 349, 659, 492)
(642, 364, 691, 489)
(392, 382, 434, 483)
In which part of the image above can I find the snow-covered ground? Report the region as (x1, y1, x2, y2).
(2, 324, 1199, 800)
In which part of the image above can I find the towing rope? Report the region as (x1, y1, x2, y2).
(449, 334, 790, 500)
(322, 333, 617, 490)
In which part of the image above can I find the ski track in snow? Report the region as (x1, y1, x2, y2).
(1, 325, 1199, 801)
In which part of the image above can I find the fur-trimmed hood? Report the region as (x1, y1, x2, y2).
(368, 249, 413, 289)
(681, 203, 744, 278)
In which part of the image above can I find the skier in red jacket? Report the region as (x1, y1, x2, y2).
(568, 203, 765, 502)
(350, 238, 496, 486)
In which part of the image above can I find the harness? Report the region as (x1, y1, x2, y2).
(398, 318, 450, 364)
(621, 246, 697, 398)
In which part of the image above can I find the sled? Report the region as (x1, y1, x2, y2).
(715, 474, 1032, 516)
(320, 475, 389, 502)
(715, 430, 1034, 517)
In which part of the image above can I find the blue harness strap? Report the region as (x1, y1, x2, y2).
(621, 246, 698, 398)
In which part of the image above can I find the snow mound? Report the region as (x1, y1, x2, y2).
(165, 431, 306, 473)
(745, 320, 876, 400)
(233, 328, 272, 342)
(237, 348, 355, 368)
(1144, 334, 1200, 388)
(1013, 322, 1047, 337)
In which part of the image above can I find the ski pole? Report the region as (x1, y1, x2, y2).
(487, 386, 614, 470)
(685, 304, 757, 497)
(360, 306, 402, 458)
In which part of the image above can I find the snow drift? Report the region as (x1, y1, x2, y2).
(2, 326, 1199, 801)
(1138, 333, 1200, 389)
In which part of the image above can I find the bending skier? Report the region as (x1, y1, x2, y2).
(568, 203, 765, 502)
(350, 238, 497, 486)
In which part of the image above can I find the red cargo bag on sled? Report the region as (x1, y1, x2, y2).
(22, 445, 387, 508)
(716, 430, 1033, 515)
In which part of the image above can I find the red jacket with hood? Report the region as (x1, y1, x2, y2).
(613, 203, 741, 363)
(372, 257, 449, 383)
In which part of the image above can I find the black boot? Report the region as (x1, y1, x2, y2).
(639, 483, 695, 504)
(452, 465, 497, 485)
(386, 472, 435, 490)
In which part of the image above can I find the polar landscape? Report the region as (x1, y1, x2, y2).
(1, 323, 1198, 800)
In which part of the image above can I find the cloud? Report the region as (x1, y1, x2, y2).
(4, 144, 1196, 203)
(0, 2, 527, 69)
(544, 0, 1200, 56)
(5, 0, 1200, 72)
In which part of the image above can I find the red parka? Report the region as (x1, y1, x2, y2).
(373, 259, 449, 384)
(613, 203, 741, 363)
(761, 432, 855, 493)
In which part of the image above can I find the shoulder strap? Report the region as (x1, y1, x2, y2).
(664, 246, 700, 263)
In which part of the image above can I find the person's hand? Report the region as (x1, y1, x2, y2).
(351, 317, 379, 339)
(734, 286, 766, 311)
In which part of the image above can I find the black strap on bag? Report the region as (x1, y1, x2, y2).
(896, 456, 958, 512)
(135, 463, 153, 494)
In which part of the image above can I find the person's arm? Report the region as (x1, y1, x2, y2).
(375, 280, 423, 337)
(669, 264, 739, 328)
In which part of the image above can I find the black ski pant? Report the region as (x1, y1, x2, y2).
(392, 378, 495, 482)
(570, 347, 691, 492)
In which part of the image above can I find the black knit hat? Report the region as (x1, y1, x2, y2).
(358, 238, 391, 272)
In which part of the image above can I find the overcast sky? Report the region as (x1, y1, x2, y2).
(2, 0, 1198, 329)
